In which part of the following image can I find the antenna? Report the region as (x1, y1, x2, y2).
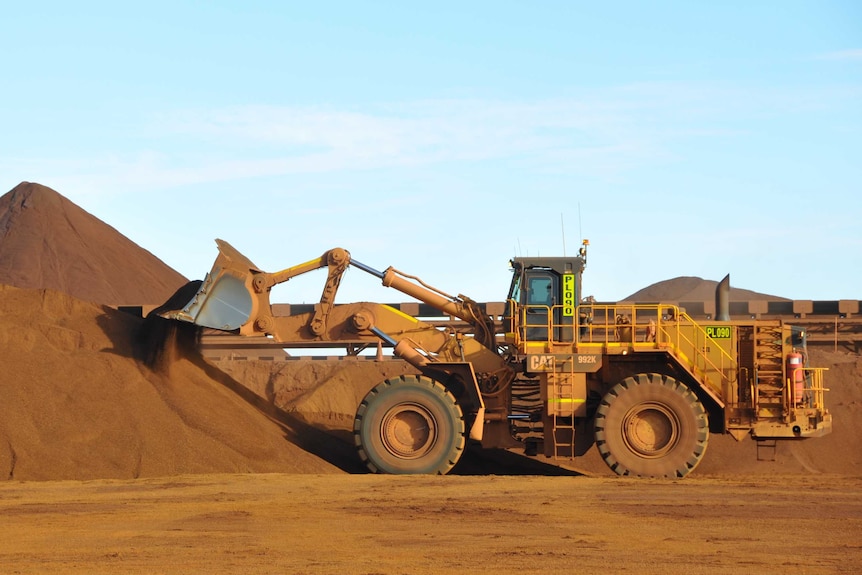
(560, 213, 567, 256)
(578, 202, 583, 241)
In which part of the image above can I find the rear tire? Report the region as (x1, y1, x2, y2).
(594, 373, 708, 478)
(354, 375, 465, 474)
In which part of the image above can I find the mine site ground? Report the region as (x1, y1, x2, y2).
(2, 473, 861, 575)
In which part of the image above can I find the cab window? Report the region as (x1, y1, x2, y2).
(527, 275, 554, 306)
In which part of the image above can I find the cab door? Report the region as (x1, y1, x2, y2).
(524, 271, 558, 341)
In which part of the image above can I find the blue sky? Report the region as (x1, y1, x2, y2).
(2, 1, 860, 304)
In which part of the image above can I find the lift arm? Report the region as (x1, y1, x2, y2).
(158, 238, 515, 442)
(161, 239, 497, 347)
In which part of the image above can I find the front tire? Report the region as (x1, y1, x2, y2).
(354, 375, 465, 474)
(594, 373, 708, 478)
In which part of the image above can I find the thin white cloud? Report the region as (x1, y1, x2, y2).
(149, 96, 686, 183)
(18, 98, 656, 195)
(6, 81, 859, 199)
(159, 100, 627, 164)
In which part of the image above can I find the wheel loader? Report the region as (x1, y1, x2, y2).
(159, 238, 832, 477)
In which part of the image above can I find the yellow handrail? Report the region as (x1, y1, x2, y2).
(505, 301, 833, 418)
(792, 367, 829, 410)
(509, 301, 738, 397)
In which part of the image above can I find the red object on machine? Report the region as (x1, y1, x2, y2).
(786, 352, 805, 405)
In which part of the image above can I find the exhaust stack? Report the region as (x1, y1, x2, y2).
(715, 274, 730, 321)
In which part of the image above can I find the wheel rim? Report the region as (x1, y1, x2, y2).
(622, 402, 680, 458)
(381, 403, 438, 459)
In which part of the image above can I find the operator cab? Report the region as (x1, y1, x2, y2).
(506, 243, 587, 344)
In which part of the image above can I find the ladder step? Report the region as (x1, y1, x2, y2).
(756, 440, 778, 462)
(551, 416, 575, 459)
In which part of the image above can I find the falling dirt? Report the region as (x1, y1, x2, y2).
(137, 280, 204, 372)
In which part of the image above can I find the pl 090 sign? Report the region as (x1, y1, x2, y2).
(705, 325, 732, 339)
(562, 273, 575, 317)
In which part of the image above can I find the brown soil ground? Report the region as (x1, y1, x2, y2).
(1, 473, 860, 574)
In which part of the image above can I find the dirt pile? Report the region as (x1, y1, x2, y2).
(624, 276, 789, 302)
(0, 183, 350, 481)
(0, 284, 341, 480)
(0, 182, 187, 305)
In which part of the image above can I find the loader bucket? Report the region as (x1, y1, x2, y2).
(158, 239, 262, 332)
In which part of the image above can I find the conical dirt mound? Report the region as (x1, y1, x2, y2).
(0, 182, 186, 304)
(623, 276, 789, 302)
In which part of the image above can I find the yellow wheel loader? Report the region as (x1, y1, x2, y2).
(159, 239, 832, 477)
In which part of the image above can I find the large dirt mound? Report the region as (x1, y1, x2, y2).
(624, 276, 789, 302)
(0, 285, 341, 480)
(0, 182, 186, 304)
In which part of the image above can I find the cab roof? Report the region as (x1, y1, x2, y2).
(510, 256, 585, 276)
